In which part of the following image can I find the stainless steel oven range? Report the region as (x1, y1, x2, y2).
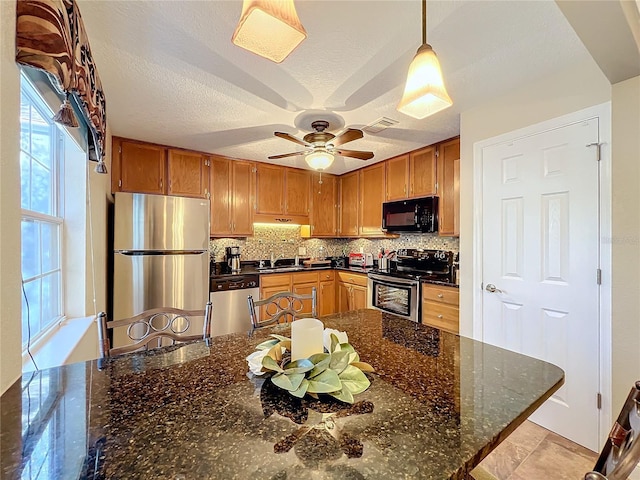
(367, 249, 454, 323)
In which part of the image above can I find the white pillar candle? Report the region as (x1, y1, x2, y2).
(290, 318, 324, 361)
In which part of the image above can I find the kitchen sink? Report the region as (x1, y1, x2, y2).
(256, 266, 304, 273)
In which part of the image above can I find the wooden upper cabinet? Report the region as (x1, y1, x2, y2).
(386, 154, 409, 201)
(409, 146, 437, 197)
(310, 172, 337, 236)
(437, 137, 460, 237)
(359, 162, 386, 236)
(113, 138, 165, 194)
(113, 138, 211, 200)
(209, 156, 254, 237)
(231, 160, 254, 236)
(209, 156, 232, 236)
(285, 169, 310, 216)
(339, 171, 359, 237)
(255, 164, 284, 215)
(167, 149, 208, 198)
(255, 164, 310, 223)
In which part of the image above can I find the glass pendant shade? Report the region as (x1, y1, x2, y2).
(305, 151, 334, 170)
(231, 0, 307, 63)
(397, 43, 452, 119)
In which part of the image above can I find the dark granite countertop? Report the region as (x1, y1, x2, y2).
(0, 310, 563, 480)
(334, 266, 374, 274)
(421, 279, 460, 288)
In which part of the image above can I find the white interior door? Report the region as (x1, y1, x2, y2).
(481, 118, 601, 451)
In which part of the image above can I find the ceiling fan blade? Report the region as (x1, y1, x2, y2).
(329, 128, 363, 147)
(335, 149, 374, 160)
(268, 151, 309, 159)
(274, 132, 310, 147)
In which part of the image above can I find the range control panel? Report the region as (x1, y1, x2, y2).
(210, 274, 260, 292)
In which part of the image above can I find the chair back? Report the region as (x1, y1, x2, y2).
(247, 287, 317, 329)
(97, 302, 212, 358)
(585, 381, 640, 480)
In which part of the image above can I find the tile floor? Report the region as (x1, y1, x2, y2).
(477, 420, 598, 479)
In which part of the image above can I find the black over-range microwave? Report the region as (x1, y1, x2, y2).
(382, 196, 439, 233)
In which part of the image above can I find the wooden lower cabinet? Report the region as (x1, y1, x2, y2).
(336, 271, 369, 312)
(259, 274, 291, 322)
(259, 270, 336, 320)
(421, 283, 459, 334)
(292, 271, 319, 316)
(318, 270, 335, 317)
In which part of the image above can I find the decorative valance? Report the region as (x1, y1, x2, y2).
(16, 0, 107, 166)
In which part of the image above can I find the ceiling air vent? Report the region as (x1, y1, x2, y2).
(363, 117, 399, 134)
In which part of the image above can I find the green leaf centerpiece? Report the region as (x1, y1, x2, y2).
(246, 329, 374, 403)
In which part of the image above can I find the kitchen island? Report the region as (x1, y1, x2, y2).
(0, 310, 563, 480)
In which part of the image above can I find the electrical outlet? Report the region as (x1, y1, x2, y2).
(298, 247, 306, 255)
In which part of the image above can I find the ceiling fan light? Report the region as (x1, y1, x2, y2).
(231, 0, 307, 63)
(305, 151, 334, 170)
(397, 43, 452, 119)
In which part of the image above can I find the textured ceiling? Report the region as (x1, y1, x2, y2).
(77, 0, 592, 175)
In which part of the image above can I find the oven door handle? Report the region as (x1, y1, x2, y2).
(368, 273, 419, 287)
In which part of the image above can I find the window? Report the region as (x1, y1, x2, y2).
(20, 75, 64, 345)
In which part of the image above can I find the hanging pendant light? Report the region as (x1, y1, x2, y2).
(232, 0, 307, 63)
(305, 150, 334, 170)
(397, 0, 452, 119)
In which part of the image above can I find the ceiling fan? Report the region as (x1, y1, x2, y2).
(268, 120, 374, 170)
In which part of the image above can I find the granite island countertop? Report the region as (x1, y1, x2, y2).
(0, 310, 563, 480)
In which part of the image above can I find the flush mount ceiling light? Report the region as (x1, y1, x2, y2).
(397, 0, 452, 119)
(305, 150, 334, 170)
(231, 0, 307, 63)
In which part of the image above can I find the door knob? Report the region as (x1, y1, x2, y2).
(485, 284, 503, 293)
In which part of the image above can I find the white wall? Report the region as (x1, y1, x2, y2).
(0, 2, 112, 394)
(611, 75, 640, 411)
(0, 0, 23, 394)
(85, 129, 112, 317)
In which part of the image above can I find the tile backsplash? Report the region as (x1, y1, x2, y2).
(209, 225, 459, 262)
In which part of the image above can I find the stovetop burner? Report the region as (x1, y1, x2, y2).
(372, 249, 454, 283)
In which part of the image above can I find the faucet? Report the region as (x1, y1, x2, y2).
(270, 251, 275, 268)
(295, 254, 300, 266)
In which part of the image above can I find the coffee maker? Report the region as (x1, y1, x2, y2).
(225, 246, 241, 273)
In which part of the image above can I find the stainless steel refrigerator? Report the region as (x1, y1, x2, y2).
(112, 192, 210, 348)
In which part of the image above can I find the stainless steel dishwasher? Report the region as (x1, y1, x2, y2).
(209, 273, 260, 336)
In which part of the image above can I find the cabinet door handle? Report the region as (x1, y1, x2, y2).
(160, 179, 163, 189)
(437, 293, 444, 298)
(437, 314, 443, 319)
